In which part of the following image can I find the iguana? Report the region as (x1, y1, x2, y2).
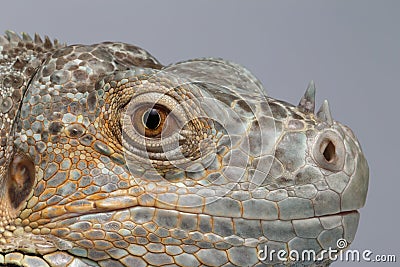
(0, 31, 369, 266)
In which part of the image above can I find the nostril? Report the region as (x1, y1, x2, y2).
(322, 140, 336, 162)
(313, 130, 345, 172)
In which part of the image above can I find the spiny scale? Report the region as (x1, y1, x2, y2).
(298, 80, 316, 113)
(297, 80, 334, 125)
(2, 30, 62, 48)
(316, 99, 333, 125)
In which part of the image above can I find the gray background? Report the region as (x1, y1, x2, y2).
(1, 0, 398, 266)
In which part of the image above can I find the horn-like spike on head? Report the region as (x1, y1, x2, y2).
(44, 36, 53, 49)
(298, 80, 316, 113)
(34, 33, 43, 44)
(317, 99, 333, 125)
(5, 30, 21, 42)
(22, 32, 32, 42)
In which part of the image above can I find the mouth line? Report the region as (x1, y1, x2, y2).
(47, 198, 359, 225)
(313, 210, 358, 219)
(40, 190, 362, 224)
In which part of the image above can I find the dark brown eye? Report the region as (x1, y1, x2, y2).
(132, 105, 169, 138)
(8, 154, 35, 210)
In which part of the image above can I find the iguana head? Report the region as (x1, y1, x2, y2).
(0, 32, 368, 266)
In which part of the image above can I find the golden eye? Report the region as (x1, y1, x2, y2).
(132, 105, 169, 138)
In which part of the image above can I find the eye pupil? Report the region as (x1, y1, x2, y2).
(143, 109, 161, 130)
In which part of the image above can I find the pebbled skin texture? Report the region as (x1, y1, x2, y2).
(0, 31, 369, 266)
